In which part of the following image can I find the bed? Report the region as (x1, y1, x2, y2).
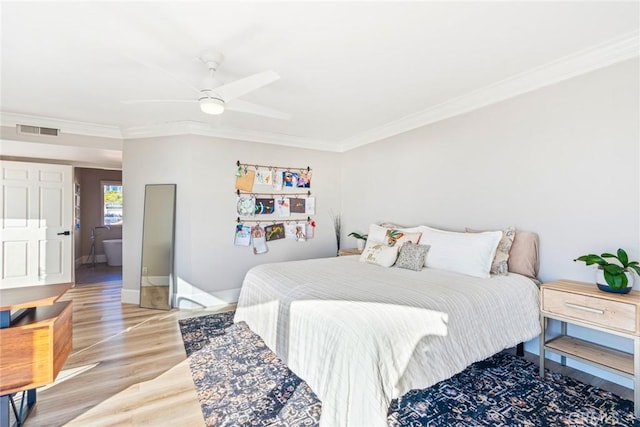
(234, 253, 541, 427)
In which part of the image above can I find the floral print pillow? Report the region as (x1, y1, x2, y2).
(359, 241, 400, 267)
(384, 229, 422, 247)
(466, 226, 515, 275)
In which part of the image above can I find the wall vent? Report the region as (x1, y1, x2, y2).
(16, 124, 60, 137)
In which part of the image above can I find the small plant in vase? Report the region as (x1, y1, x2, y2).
(574, 248, 640, 294)
(348, 232, 368, 251)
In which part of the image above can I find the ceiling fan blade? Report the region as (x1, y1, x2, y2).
(121, 99, 197, 104)
(226, 99, 291, 120)
(214, 70, 280, 102)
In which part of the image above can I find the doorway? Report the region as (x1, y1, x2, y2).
(74, 167, 123, 285)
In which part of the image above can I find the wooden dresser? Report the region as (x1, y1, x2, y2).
(539, 279, 640, 417)
(0, 283, 73, 427)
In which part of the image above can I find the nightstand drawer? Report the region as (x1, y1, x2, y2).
(542, 288, 636, 333)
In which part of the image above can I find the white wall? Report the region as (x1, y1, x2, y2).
(122, 135, 341, 307)
(342, 58, 639, 283)
(341, 58, 640, 386)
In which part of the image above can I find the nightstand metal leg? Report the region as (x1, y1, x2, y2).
(539, 316, 546, 377)
(560, 321, 567, 366)
(634, 337, 640, 418)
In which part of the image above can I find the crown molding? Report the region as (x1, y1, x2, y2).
(2, 30, 638, 152)
(339, 30, 640, 152)
(122, 121, 337, 152)
(0, 112, 334, 151)
(0, 112, 123, 139)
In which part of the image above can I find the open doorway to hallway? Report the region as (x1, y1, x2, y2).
(74, 167, 123, 286)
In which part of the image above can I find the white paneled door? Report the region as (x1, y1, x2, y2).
(1, 161, 73, 288)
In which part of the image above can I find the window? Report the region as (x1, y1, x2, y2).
(102, 181, 123, 225)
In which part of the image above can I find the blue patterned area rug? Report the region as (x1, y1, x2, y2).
(179, 312, 637, 426)
(179, 311, 321, 426)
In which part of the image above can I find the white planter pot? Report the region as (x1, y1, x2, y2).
(596, 268, 634, 294)
(356, 239, 366, 251)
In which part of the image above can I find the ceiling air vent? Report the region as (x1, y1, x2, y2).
(17, 124, 60, 137)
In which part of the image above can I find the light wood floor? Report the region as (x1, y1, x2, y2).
(22, 279, 633, 426)
(25, 280, 233, 426)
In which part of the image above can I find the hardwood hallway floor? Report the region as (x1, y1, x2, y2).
(24, 280, 233, 426)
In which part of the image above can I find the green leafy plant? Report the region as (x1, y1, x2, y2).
(348, 232, 368, 240)
(574, 248, 640, 289)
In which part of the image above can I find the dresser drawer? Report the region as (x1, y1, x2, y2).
(542, 288, 637, 333)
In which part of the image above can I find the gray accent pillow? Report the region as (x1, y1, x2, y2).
(396, 242, 430, 271)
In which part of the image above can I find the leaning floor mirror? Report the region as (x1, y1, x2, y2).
(140, 184, 176, 310)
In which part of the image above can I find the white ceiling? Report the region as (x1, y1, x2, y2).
(1, 1, 639, 154)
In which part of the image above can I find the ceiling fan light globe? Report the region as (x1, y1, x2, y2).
(200, 97, 225, 115)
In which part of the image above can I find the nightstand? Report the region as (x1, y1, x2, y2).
(338, 248, 362, 256)
(539, 279, 640, 417)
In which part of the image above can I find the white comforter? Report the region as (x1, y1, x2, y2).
(234, 256, 540, 427)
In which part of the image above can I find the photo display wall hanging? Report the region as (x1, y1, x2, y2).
(234, 161, 316, 255)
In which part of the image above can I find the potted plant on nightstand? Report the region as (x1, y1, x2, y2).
(574, 248, 640, 294)
(348, 232, 368, 251)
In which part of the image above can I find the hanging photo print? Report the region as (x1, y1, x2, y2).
(304, 197, 315, 215)
(284, 223, 298, 240)
(255, 168, 273, 185)
(306, 220, 316, 239)
(255, 198, 275, 215)
(283, 171, 298, 188)
(296, 171, 312, 188)
(235, 168, 255, 192)
(234, 224, 252, 246)
(237, 196, 256, 217)
(294, 224, 306, 241)
(290, 197, 306, 213)
(265, 223, 285, 241)
(251, 225, 268, 254)
(285, 223, 306, 241)
(275, 198, 291, 218)
(272, 169, 283, 191)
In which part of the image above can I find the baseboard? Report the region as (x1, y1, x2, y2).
(174, 288, 241, 309)
(121, 286, 240, 309)
(141, 276, 170, 286)
(121, 288, 140, 305)
(75, 257, 84, 269)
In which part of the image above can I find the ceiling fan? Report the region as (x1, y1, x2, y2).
(123, 51, 291, 120)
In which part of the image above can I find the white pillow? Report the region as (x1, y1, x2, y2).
(368, 224, 390, 243)
(368, 223, 423, 243)
(359, 240, 399, 267)
(417, 226, 502, 278)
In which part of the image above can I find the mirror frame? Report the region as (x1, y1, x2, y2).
(139, 184, 176, 310)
